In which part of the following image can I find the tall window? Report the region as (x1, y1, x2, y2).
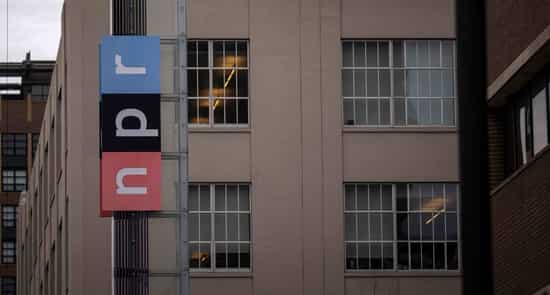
(0, 277, 16, 295)
(189, 183, 251, 272)
(512, 70, 550, 169)
(345, 183, 459, 271)
(1, 241, 15, 264)
(2, 133, 27, 192)
(187, 40, 249, 127)
(1, 206, 16, 229)
(342, 40, 456, 127)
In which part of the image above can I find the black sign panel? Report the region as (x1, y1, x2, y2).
(101, 94, 161, 152)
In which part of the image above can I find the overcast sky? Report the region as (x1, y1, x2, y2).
(0, 0, 63, 62)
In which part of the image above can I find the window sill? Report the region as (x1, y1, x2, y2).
(344, 271, 461, 278)
(343, 127, 457, 133)
(189, 128, 251, 134)
(190, 272, 253, 278)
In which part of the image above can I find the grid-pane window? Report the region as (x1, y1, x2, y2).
(343, 40, 456, 127)
(2, 170, 26, 192)
(1, 241, 15, 264)
(1, 277, 16, 295)
(31, 84, 49, 101)
(345, 183, 459, 271)
(189, 183, 251, 272)
(187, 40, 249, 127)
(1, 206, 16, 229)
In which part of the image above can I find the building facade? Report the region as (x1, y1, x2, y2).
(17, 0, 460, 294)
(486, 1, 550, 295)
(0, 54, 53, 295)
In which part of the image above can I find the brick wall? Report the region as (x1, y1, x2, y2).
(486, 0, 550, 84)
(491, 148, 550, 295)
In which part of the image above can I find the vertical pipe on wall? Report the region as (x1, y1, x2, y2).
(455, 0, 494, 294)
(177, 0, 189, 293)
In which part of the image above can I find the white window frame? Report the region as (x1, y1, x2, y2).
(189, 183, 252, 273)
(342, 39, 457, 128)
(344, 183, 461, 272)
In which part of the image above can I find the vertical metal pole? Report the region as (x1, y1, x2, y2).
(456, 0, 494, 294)
(177, 0, 189, 294)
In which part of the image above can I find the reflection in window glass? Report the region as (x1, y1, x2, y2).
(188, 40, 249, 126)
(342, 40, 456, 127)
(532, 88, 548, 154)
(345, 183, 460, 271)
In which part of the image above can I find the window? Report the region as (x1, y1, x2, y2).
(343, 40, 456, 127)
(189, 183, 251, 271)
(1, 206, 16, 229)
(0, 277, 16, 295)
(2, 133, 27, 192)
(2, 241, 15, 264)
(187, 40, 249, 127)
(345, 183, 459, 271)
(32, 133, 39, 160)
(511, 70, 550, 168)
(31, 84, 49, 101)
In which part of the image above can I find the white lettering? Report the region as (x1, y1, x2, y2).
(115, 109, 159, 137)
(116, 168, 148, 195)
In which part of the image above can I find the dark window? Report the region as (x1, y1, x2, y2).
(2, 133, 27, 192)
(1, 277, 16, 295)
(1, 206, 16, 229)
(509, 69, 550, 171)
(1, 241, 15, 264)
(31, 84, 49, 101)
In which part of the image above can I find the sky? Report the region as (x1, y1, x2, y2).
(0, 0, 64, 62)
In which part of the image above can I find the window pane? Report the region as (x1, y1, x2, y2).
(239, 185, 250, 211)
(216, 243, 227, 268)
(222, 42, 236, 67)
(394, 98, 406, 126)
(442, 41, 454, 68)
(240, 244, 251, 268)
(370, 243, 382, 269)
(345, 213, 356, 241)
(409, 213, 421, 241)
(355, 99, 367, 125)
(237, 70, 248, 97)
(345, 184, 356, 210)
(189, 185, 199, 211)
(430, 69, 442, 97)
(422, 243, 434, 269)
(354, 41, 366, 67)
(379, 42, 389, 67)
(199, 213, 211, 241)
(215, 214, 225, 241)
(197, 41, 209, 67)
(410, 243, 421, 269)
(381, 184, 392, 210)
(417, 41, 429, 67)
(430, 99, 442, 125)
(405, 41, 417, 67)
(519, 106, 528, 164)
(343, 42, 353, 67)
(406, 70, 418, 97)
(358, 213, 369, 240)
(421, 213, 434, 241)
(188, 69, 197, 96)
(367, 99, 379, 125)
(213, 99, 224, 124)
(239, 214, 250, 241)
(429, 40, 441, 67)
(343, 99, 354, 125)
(394, 69, 405, 97)
(213, 70, 224, 97)
(198, 69, 209, 96)
(236, 41, 248, 67)
(213, 41, 224, 67)
(354, 70, 366, 97)
(380, 70, 391, 97)
(366, 70, 378, 97)
(357, 184, 368, 210)
(226, 99, 237, 124)
(446, 184, 458, 211)
(442, 69, 454, 97)
(409, 184, 421, 211)
(434, 242, 446, 269)
(447, 242, 459, 270)
(228, 243, 239, 267)
(189, 213, 198, 241)
(358, 243, 370, 269)
(369, 185, 381, 210)
(446, 213, 458, 240)
(443, 99, 455, 125)
(369, 213, 381, 241)
(198, 99, 209, 124)
(342, 70, 353, 97)
(393, 41, 404, 67)
(419, 69, 430, 97)
(188, 99, 198, 124)
(346, 243, 357, 269)
(397, 242, 409, 270)
(227, 213, 238, 241)
(382, 213, 393, 240)
(237, 99, 248, 124)
(227, 185, 238, 210)
(532, 87, 548, 154)
(397, 213, 408, 240)
(396, 184, 408, 211)
(366, 42, 378, 67)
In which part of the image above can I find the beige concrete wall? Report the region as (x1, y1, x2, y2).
(343, 132, 460, 182)
(342, 0, 455, 38)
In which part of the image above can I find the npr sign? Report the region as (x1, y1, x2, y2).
(99, 36, 161, 216)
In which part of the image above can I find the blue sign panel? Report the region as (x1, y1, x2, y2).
(100, 36, 160, 94)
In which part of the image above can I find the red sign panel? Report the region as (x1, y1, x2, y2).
(101, 152, 161, 214)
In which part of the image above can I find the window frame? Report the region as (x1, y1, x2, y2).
(0, 276, 16, 295)
(511, 68, 550, 170)
(344, 182, 461, 272)
(1, 206, 16, 229)
(189, 183, 252, 273)
(1, 241, 15, 264)
(342, 39, 457, 128)
(187, 40, 250, 128)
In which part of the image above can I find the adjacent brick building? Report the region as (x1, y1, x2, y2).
(486, 1, 550, 294)
(0, 54, 53, 294)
